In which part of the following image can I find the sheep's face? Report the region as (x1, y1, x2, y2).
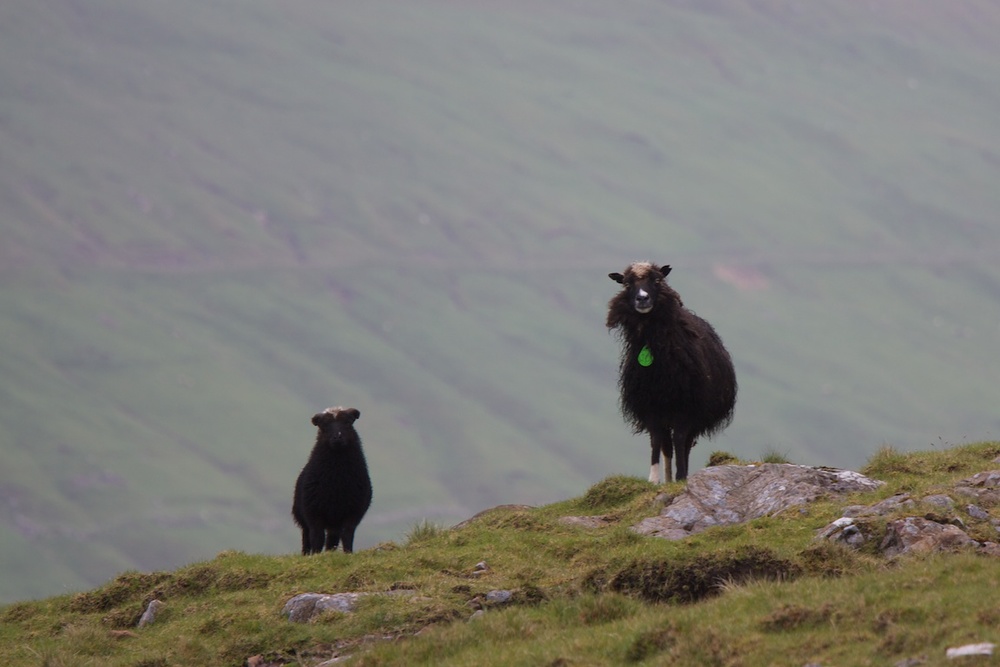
(311, 407, 361, 446)
(609, 262, 672, 314)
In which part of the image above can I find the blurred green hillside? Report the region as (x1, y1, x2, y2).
(1, 0, 999, 603)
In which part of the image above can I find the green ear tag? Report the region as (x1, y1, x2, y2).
(638, 345, 653, 367)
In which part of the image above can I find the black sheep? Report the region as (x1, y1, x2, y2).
(607, 262, 737, 482)
(292, 406, 372, 554)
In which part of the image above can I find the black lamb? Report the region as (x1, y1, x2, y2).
(292, 406, 372, 554)
(607, 262, 737, 482)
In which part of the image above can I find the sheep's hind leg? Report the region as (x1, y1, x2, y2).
(324, 528, 342, 552)
(672, 427, 696, 481)
(340, 523, 359, 554)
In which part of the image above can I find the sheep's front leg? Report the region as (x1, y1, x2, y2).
(649, 430, 671, 484)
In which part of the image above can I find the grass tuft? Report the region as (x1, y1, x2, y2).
(405, 520, 445, 546)
(760, 448, 791, 464)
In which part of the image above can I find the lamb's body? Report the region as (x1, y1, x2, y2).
(292, 407, 372, 554)
(607, 262, 737, 482)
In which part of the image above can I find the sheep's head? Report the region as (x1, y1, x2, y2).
(312, 407, 361, 445)
(609, 262, 672, 314)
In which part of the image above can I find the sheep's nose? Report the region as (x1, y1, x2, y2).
(634, 288, 653, 313)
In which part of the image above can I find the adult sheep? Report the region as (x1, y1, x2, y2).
(607, 262, 737, 483)
(292, 406, 372, 554)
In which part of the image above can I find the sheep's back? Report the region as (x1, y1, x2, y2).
(618, 309, 736, 436)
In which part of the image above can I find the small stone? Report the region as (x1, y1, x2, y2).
(468, 609, 485, 622)
(946, 642, 995, 658)
(967, 504, 991, 520)
(923, 494, 955, 509)
(486, 590, 513, 605)
(474, 561, 489, 571)
(137, 600, 163, 628)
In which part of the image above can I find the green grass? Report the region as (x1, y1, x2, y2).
(3, 442, 1000, 666)
(2, 0, 1000, 603)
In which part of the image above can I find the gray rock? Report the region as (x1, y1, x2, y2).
(966, 504, 991, 520)
(485, 590, 512, 605)
(137, 599, 163, 628)
(954, 470, 1000, 505)
(959, 471, 1000, 488)
(979, 542, 1000, 558)
(922, 494, 955, 509)
(816, 517, 868, 548)
(633, 464, 883, 539)
(283, 593, 363, 623)
(880, 517, 976, 558)
(846, 493, 914, 518)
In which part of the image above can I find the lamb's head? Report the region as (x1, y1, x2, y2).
(311, 406, 361, 446)
(609, 262, 672, 314)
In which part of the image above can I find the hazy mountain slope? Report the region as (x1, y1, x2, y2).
(1, 0, 999, 602)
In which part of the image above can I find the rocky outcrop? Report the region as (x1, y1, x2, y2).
(632, 464, 884, 539)
(816, 470, 1000, 558)
(624, 463, 1000, 560)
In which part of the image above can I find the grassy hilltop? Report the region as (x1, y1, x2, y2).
(2, 443, 1000, 666)
(2, 1, 1000, 603)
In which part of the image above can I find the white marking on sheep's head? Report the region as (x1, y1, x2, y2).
(609, 262, 672, 314)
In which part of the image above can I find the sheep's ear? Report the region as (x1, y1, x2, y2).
(659, 265, 672, 276)
(609, 272, 625, 284)
(311, 413, 325, 427)
(346, 408, 361, 423)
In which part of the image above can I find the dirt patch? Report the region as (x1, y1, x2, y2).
(760, 604, 835, 632)
(68, 571, 171, 613)
(587, 545, 797, 604)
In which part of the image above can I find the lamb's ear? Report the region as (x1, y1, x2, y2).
(659, 265, 672, 276)
(609, 272, 625, 284)
(346, 408, 361, 423)
(311, 413, 325, 427)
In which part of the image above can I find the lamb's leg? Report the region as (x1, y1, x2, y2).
(307, 522, 326, 554)
(340, 523, 358, 554)
(300, 528, 311, 556)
